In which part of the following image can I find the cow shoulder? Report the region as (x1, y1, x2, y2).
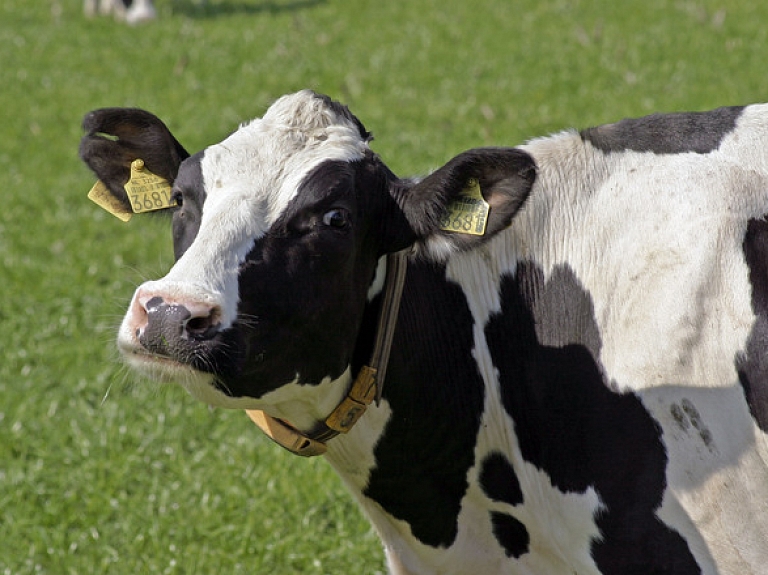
(484, 261, 701, 573)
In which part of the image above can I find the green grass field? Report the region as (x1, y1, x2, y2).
(2, 0, 768, 573)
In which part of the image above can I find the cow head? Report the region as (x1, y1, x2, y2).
(80, 90, 535, 427)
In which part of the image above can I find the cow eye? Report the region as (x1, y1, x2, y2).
(322, 208, 349, 229)
(171, 190, 183, 207)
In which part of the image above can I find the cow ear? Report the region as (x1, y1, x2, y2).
(397, 148, 536, 259)
(79, 108, 190, 217)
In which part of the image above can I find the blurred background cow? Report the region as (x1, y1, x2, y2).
(83, 0, 156, 24)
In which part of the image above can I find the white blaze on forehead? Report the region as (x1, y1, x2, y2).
(161, 91, 371, 326)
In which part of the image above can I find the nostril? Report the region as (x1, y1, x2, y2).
(187, 316, 208, 333)
(184, 307, 222, 340)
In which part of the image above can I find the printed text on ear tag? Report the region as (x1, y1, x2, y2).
(125, 159, 177, 214)
(439, 178, 490, 235)
(87, 179, 133, 222)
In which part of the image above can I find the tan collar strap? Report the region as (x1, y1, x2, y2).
(245, 250, 410, 457)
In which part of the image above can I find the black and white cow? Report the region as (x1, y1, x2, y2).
(79, 90, 768, 574)
(84, 0, 155, 24)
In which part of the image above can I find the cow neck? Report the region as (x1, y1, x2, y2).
(245, 249, 410, 457)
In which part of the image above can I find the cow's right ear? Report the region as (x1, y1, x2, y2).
(390, 147, 536, 260)
(79, 108, 190, 220)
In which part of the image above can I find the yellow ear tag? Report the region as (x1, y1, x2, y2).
(124, 159, 176, 214)
(87, 179, 133, 222)
(439, 178, 490, 236)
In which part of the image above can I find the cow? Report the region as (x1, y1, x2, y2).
(79, 90, 768, 574)
(83, 0, 156, 24)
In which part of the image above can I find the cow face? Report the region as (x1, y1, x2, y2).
(80, 91, 535, 417)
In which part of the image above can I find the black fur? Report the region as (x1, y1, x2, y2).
(581, 106, 744, 155)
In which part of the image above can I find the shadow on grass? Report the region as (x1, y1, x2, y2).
(170, 0, 327, 19)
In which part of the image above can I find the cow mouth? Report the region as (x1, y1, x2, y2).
(121, 346, 204, 383)
(121, 345, 261, 407)
(119, 333, 260, 404)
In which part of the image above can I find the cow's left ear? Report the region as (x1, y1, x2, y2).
(79, 107, 190, 220)
(396, 147, 536, 259)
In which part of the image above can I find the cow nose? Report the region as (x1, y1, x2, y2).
(136, 295, 222, 355)
(145, 296, 221, 339)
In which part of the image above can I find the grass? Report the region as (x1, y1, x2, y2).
(1, 0, 767, 573)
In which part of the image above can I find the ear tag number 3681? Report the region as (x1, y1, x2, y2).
(125, 159, 177, 214)
(439, 178, 490, 236)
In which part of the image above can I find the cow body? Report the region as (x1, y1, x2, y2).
(80, 92, 768, 574)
